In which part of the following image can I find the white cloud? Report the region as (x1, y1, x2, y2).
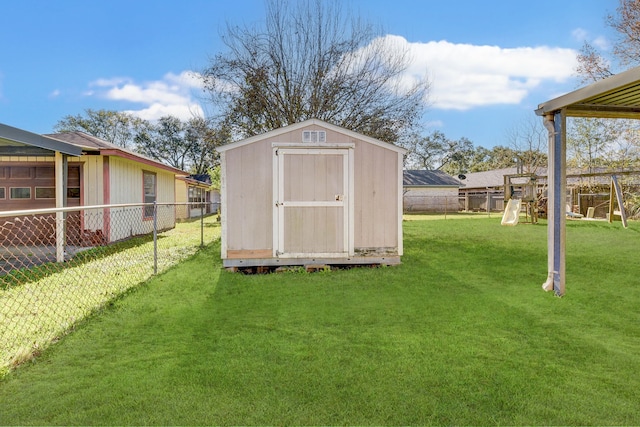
(592, 36, 611, 51)
(124, 102, 204, 122)
(49, 89, 61, 98)
(87, 71, 205, 121)
(572, 28, 589, 42)
(378, 35, 578, 111)
(571, 27, 611, 51)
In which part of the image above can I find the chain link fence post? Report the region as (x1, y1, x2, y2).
(153, 201, 158, 275)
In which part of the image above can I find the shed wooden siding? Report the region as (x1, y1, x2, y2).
(353, 138, 400, 251)
(222, 138, 273, 257)
(221, 122, 403, 259)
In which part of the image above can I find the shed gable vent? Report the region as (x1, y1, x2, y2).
(302, 130, 326, 143)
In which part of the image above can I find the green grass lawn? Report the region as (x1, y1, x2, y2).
(1, 217, 639, 425)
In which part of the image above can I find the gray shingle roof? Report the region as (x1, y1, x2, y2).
(403, 170, 461, 187)
(458, 167, 519, 189)
(44, 131, 119, 150)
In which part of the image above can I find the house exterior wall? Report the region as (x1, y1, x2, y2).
(107, 156, 176, 241)
(175, 179, 188, 220)
(221, 122, 403, 263)
(403, 187, 459, 213)
(78, 156, 104, 206)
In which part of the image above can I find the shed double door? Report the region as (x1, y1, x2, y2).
(274, 147, 353, 258)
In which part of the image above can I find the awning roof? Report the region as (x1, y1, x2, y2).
(0, 123, 83, 156)
(535, 66, 640, 119)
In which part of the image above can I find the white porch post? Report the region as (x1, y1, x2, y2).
(542, 112, 566, 296)
(55, 151, 67, 263)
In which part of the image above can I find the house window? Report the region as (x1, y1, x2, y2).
(143, 171, 157, 219)
(67, 187, 80, 199)
(302, 130, 326, 143)
(10, 187, 31, 199)
(189, 187, 205, 203)
(35, 187, 56, 199)
(0, 188, 5, 199)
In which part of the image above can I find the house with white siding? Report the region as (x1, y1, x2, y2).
(175, 174, 216, 220)
(403, 170, 461, 213)
(0, 123, 187, 245)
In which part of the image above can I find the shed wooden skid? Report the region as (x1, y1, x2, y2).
(218, 119, 406, 268)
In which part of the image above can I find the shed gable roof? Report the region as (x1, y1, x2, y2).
(403, 170, 461, 187)
(216, 119, 407, 154)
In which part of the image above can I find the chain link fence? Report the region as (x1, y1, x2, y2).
(0, 203, 220, 375)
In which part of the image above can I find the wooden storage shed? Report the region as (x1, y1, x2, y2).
(218, 119, 407, 269)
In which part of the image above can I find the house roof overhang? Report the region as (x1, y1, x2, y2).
(0, 123, 83, 156)
(535, 66, 640, 119)
(45, 131, 188, 176)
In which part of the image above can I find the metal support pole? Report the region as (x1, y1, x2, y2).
(200, 202, 204, 247)
(153, 201, 158, 275)
(542, 112, 566, 296)
(54, 152, 67, 263)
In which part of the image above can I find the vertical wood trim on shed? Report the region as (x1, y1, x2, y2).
(220, 151, 228, 259)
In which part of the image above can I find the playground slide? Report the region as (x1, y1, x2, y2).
(501, 199, 521, 226)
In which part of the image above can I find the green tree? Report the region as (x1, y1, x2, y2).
(135, 116, 190, 171)
(54, 109, 148, 150)
(402, 130, 448, 170)
(202, 0, 429, 142)
(185, 117, 228, 174)
(134, 116, 226, 173)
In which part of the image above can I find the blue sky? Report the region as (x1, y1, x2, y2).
(0, 0, 617, 148)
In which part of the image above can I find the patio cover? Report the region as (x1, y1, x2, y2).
(0, 123, 82, 156)
(0, 123, 83, 262)
(535, 66, 640, 296)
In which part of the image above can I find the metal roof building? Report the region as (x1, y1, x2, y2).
(535, 66, 640, 296)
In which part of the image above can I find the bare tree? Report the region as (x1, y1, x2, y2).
(607, 0, 640, 68)
(576, 0, 640, 83)
(203, 0, 429, 142)
(504, 115, 547, 173)
(572, 0, 640, 172)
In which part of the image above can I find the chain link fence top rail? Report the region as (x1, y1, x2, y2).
(0, 203, 220, 375)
